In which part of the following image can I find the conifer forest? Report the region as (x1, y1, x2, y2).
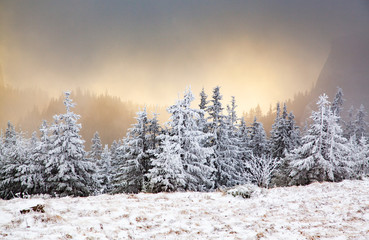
(1, 86, 368, 199)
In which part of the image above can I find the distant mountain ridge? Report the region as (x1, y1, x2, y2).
(312, 33, 369, 109)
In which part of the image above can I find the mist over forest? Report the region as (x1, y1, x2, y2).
(1, 30, 369, 146)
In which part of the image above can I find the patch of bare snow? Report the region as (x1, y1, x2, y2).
(1, 179, 369, 239)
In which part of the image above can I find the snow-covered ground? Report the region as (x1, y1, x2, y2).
(1, 179, 369, 240)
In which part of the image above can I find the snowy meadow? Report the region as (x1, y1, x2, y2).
(1, 179, 369, 240)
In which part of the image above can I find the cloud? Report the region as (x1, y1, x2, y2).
(1, 0, 368, 111)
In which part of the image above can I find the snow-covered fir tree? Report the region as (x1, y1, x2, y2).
(0, 122, 27, 199)
(331, 87, 344, 120)
(147, 135, 186, 192)
(17, 132, 43, 196)
(147, 112, 161, 151)
(288, 94, 350, 185)
(113, 108, 151, 193)
(90, 132, 105, 192)
(207, 86, 223, 134)
(354, 104, 368, 140)
(236, 118, 251, 166)
(45, 92, 98, 197)
(344, 106, 356, 140)
(109, 140, 120, 174)
(148, 88, 214, 192)
(269, 104, 301, 186)
(100, 144, 112, 193)
(90, 132, 103, 163)
(287, 112, 301, 149)
(207, 87, 243, 188)
(249, 117, 268, 158)
(198, 88, 209, 133)
(347, 135, 369, 178)
(225, 96, 245, 184)
(32, 120, 51, 194)
(270, 103, 289, 160)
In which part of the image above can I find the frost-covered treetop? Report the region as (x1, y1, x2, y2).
(64, 91, 76, 113)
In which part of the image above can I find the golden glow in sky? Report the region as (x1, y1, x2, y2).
(1, 1, 368, 113)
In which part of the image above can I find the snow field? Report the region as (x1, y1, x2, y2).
(1, 179, 369, 240)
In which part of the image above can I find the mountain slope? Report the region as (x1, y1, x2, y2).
(313, 33, 369, 108)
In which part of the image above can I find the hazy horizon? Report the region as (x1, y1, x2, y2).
(1, 1, 368, 113)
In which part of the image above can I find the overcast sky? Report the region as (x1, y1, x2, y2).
(1, 0, 368, 112)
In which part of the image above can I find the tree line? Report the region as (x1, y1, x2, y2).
(0, 87, 368, 199)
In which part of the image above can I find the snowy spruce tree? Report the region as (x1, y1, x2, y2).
(30, 120, 51, 194)
(331, 87, 344, 121)
(147, 88, 214, 192)
(269, 104, 301, 186)
(249, 117, 268, 158)
(45, 92, 98, 197)
(90, 132, 103, 163)
(207, 87, 243, 188)
(347, 135, 369, 178)
(109, 139, 120, 178)
(147, 112, 161, 151)
(90, 131, 105, 192)
(343, 106, 356, 140)
(198, 88, 209, 133)
(113, 108, 151, 193)
(0, 122, 28, 199)
(147, 135, 186, 192)
(100, 145, 112, 193)
(236, 118, 251, 165)
(16, 132, 43, 196)
(288, 94, 350, 185)
(225, 96, 246, 184)
(269, 103, 289, 160)
(354, 104, 368, 140)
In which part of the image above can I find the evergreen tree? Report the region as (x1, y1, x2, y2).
(45, 92, 97, 197)
(33, 120, 51, 194)
(0, 122, 27, 199)
(109, 139, 120, 179)
(198, 88, 209, 133)
(287, 112, 301, 149)
(249, 117, 268, 158)
(17, 132, 44, 196)
(207, 86, 223, 134)
(354, 136, 369, 177)
(207, 87, 243, 188)
(100, 144, 112, 193)
(148, 88, 214, 191)
(354, 104, 368, 140)
(110, 141, 128, 194)
(147, 112, 161, 151)
(90, 132, 103, 163)
(225, 96, 245, 184)
(347, 135, 369, 178)
(114, 108, 151, 193)
(269, 104, 301, 186)
(147, 135, 186, 192)
(90, 132, 104, 192)
(331, 87, 344, 120)
(236, 118, 251, 165)
(344, 106, 356, 140)
(288, 94, 350, 185)
(270, 103, 288, 159)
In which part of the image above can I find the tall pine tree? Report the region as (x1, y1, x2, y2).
(45, 92, 98, 197)
(288, 94, 349, 185)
